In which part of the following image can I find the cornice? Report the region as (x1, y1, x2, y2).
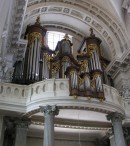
(31, 116, 111, 128)
(31, 117, 111, 131)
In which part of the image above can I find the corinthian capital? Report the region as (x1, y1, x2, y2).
(107, 112, 125, 122)
(40, 105, 59, 116)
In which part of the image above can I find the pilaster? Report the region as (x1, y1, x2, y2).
(107, 112, 126, 146)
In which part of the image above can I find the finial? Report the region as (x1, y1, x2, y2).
(64, 33, 69, 40)
(90, 27, 95, 37)
(35, 16, 41, 25)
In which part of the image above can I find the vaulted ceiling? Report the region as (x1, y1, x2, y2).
(23, 0, 129, 61)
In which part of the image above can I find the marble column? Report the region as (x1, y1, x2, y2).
(107, 112, 126, 146)
(40, 105, 59, 146)
(14, 119, 30, 146)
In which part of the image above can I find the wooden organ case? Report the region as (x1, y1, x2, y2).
(12, 17, 53, 84)
(77, 28, 106, 100)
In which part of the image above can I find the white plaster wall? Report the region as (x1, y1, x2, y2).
(27, 137, 95, 146)
(124, 10, 130, 39)
(0, 0, 10, 37)
(113, 68, 130, 91)
(0, 0, 10, 53)
(110, 0, 125, 23)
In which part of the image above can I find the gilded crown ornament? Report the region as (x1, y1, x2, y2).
(35, 15, 41, 25)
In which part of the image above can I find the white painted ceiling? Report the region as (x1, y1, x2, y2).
(24, 0, 128, 60)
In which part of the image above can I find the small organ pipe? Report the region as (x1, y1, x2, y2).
(92, 52, 96, 70)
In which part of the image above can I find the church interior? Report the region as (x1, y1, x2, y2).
(0, 0, 130, 146)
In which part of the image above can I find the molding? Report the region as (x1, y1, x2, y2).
(31, 116, 112, 128)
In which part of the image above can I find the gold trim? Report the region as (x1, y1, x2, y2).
(52, 61, 60, 76)
(88, 44, 99, 57)
(27, 32, 42, 47)
(80, 60, 88, 72)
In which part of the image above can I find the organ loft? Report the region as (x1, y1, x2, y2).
(12, 16, 111, 101)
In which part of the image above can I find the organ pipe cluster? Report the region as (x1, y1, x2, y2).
(12, 16, 53, 84)
(50, 29, 109, 100)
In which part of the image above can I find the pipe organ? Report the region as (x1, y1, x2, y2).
(12, 16, 110, 100)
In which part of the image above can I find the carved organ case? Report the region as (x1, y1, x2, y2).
(77, 28, 105, 99)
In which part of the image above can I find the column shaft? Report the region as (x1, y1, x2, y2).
(40, 105, 59, 146)
(0, 116, 5, 146)
(44, 113, 54, 146)
(15, 127, 28, 146)
(109, 135, 116, 146)
(113, 120, 126, 146)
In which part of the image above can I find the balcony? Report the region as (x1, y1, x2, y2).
(0, 79, 125, 115)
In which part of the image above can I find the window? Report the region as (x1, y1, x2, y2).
(46, 31, 72, 50)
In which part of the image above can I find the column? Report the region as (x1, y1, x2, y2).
(14, 119, 30, 146)
(109, 135, 116, 146)
(107, 112, 126, 146)
(40, 105, 59, 146)
(0, 116, 5, 146)
(3, 117, 15, 146)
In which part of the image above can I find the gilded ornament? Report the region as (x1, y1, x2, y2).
(79, 76, 84, 85)
(51, 61, 60, 76)
(62, 56, 70, 62)
(87, 96, 91, 100)
(88, 44, 99, 57)
(91, 79, 95, 88)
(73, 95, 78, 99)
(81, 60, 88, 72)
(28, 32, 42, 47)
(35, 16, 41, 25)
